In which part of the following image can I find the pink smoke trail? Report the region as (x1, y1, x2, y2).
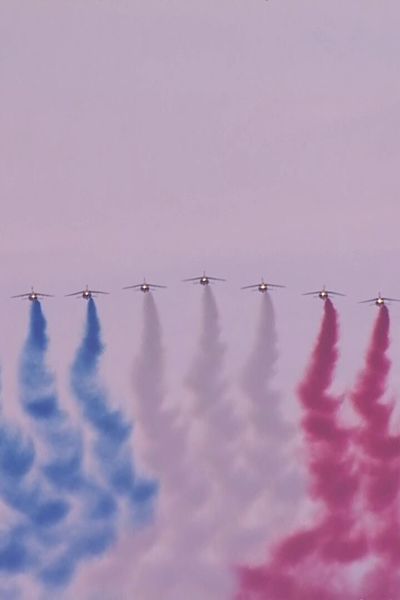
(349, 306, 400, 595)
(237, 299, 364, 600)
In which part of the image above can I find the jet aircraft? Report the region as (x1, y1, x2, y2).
(65, 285, 109, 300)
(241, 278, 285, 293)
(359, 293, 400, 307)
(183, 272, 225, 285)
(303, 285, 345, 301)
(11, 288, 53, 302)
(123, 279, 167, 293)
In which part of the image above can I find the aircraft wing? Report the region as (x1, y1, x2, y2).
(207, 276, 226, 281)
(383, 297, 400, 302)
(269, 283, 285, 288)
(11, 293, 30, 298)
(182, 276, 202, 282)
(91, 290, 109, 295)
(148, 284, 167, 288)
(359, 298, 378, 304)
(326, 290, 346, 296)
(302, 291, 321, 296)
(123, 284, 142, 289)
(241, 284, 259, 290)
(37, 293, 54, 297)
(65, 291, 84, 297)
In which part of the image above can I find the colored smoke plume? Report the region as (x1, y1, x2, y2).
(237, 299, 364, 599)
(18, 300, 119, 587)
(350, 306, 400, 595)
(70, 298, 157, 518)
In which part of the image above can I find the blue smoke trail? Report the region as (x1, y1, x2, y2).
(0, 363, 72, 582)
(17, 300, 119, 587)
(0, 402, 68, 582)
(70, 298, 157, 519)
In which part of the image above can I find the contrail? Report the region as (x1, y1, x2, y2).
(237, 299, 364, 599)
(70, 298, 157, 519)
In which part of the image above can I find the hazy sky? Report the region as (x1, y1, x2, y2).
(2, 0, 400, 269)
(1, 0, 400, 412)
(1, 1, 400, 598)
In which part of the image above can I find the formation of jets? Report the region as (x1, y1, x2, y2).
(10, 278, 400, 308)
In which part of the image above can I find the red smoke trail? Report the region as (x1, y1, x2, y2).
(237, 299, 364, 600)
(349, 306, 400, 594)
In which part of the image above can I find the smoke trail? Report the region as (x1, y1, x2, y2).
(122, 292, 226, 599)
(0, 343, 72, 582)
(19, 300, 83, 491)
(187, 286, 242, 478)
(350, 305, 391, 436)
(132, 293, 186, 483)
(350, 306, 394, 517)
(349, 306, 400, 593)
(239, 293, 302, 560)
(15, 300, 121, 587)
(169, 285, 247, 597)
(70, 298, 157, 519)
(237, 299, 364, 599)
(295, 299, 364, 565)
(68, 291, 229, 600)
(242, 293, 289, 444)
(100, 287, 243, 599)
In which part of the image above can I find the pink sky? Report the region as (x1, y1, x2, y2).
(1, 1, 400, 598)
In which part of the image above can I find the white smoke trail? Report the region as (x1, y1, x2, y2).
(239, 293, 303, 561)
(72, 293, 229, 600)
